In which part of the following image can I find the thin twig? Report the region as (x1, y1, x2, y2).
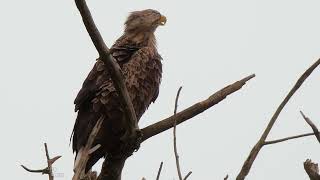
(174, 87, 183, 115)
(172, 87, 192, 180)
(21, 143, 61, 180)
(224, 175, 229, 180)
(20, 165, 47, 173)
(183, 171, 192, 180)
(300, 111, 320, 143)
(236, 58, 320, 180)
(173, 87, 183, 180)
(156, 162, 163, 180)
(264, 132, 319, 145)
(141, 74, 255, 142)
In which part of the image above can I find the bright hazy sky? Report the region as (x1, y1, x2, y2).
(1, 0, 320, 179)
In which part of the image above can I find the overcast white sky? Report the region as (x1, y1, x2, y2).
(1, 0, 320, 179)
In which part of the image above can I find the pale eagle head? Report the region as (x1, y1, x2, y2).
(125, 9, 166, 33)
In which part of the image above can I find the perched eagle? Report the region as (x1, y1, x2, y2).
(72, 9, 166, 172)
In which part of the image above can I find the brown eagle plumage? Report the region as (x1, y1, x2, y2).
(72, 9, 166, 171)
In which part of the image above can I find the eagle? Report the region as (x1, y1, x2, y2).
(72, 9, 166, 172)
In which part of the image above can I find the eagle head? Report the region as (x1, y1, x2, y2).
(125, 9, 166, 33)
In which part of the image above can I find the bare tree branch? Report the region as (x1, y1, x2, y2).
(141, 74, 255, 142)
(73, 116, 103, 180)
(45, 143, 54, 180)
(74, 0, 139, 142)
(264, 111, 320, 145)
(304, 159, 320, 180)
(172, 87, 192, 180)
(21, 143, 61, 180)
(97, 156, 126, 180)
(183, 172, 192, 180)
(21, 165, 48, 174)
(236, 58, 320, 180)
(173, 87, 184, 180)
(264, 132, 319, 145)
(156, 162, 163, 180)
(300, 111, 320, 143)
(224, 175, 229, 180)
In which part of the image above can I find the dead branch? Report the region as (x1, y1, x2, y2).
(264, 132, 319, 145)
(141, 74, 255, 142)
(172, 87, 192, 180)
(156, 162, 163, 180)
(97, 156, 127, 180)
(264, 111, 320, 145)
(184, 172, 192, 180)
(224, 175, 229, 180)
(304, 159, 320, 180)
(73, 116, 103, 180)
(21, 143, 61, 180)
(300, 111, 320, 143)
(75, 0, 139, 142)
(21, 165, 48, 173)
(173, 86, 183, 180)
(236, 58, 320, 180)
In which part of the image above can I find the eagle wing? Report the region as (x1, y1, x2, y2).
(73, 43, 140, 112)
(72, 45, 162, 172)
(74, 59, 109, 112)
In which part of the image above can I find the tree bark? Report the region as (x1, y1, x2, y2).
(97, 157, 127, 180)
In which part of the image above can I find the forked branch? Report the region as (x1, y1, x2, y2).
(236, 58, 320, 180)
(21, 143, 61, 180)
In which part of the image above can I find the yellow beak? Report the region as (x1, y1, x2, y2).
(159, 15, 167, 25)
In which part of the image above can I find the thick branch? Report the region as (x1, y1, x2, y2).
(141, 74, 255, 142)
(97, 156, 126, 180)
(236, 58, 320, 180)
(75, 0, 138, 140)
(300, 111, 320, 143)
(304, 159, 320, 180)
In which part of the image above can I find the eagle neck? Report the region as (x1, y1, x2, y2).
(125, 31, 157, 49)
